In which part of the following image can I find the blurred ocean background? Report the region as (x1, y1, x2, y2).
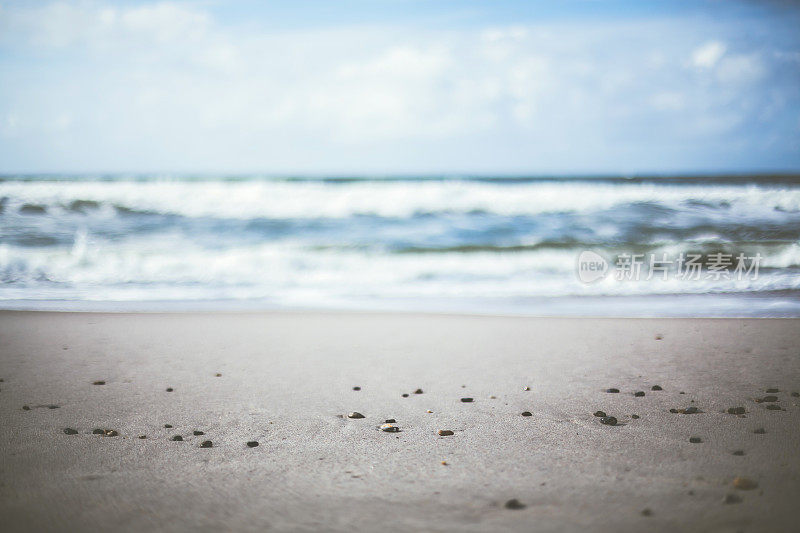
(1, 175, 799, 316)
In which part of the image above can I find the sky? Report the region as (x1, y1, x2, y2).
(0, 0, 799, 175)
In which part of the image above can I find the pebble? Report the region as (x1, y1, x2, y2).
(92, 381, 106, 385)
(438, 430, 454, 436)
(761, 395, 778, 403)
(200, 440, 213, 448)
(48, 405, 59, 409)
(651, 385, 663, 391)
(521, 411, 532, 417)
(631, 414, 640, 419)
(460, 398, 474, 403)
(606, 388, 620, 393)
(164, 424, 173, 428)
(600, 416, 617, 426)
(63, 428, 79, 435)
(414, 388, 424, 394)
(753, 428, 766, 434)
(766, 404, 782, 410)
(347, 412, 365, 419)
(727, 407, 746, 415)
(247, 441, 259, 447)
(92, 429, 118, 437)
(92, 428, 104, 434)
(689, 437, 702, 443)
(684, 407, 699, 414)
(732, 450, 745, 456)
(634, 391, 645, 397)
(138, 435, 147, 439)
(22, 405, 30, 410)
(353, 386, 361, 391)
(641, 508, 653, 517)
(193, 430, 204, 436)
(766, 388, 779, 393)
(385, 419, 396, 423)
(166, 388, 174, 392)
(733, 477, 758, 490)
(655, 334, 663, 340)
(381, 424, 399, 432)
(723, 493, 742, 504)
(215, 373, 222, 377)
(402, 393, 409, 398)
(504, 499, 526, 510)
(426, 410, 433, 413)
(171, 435, 183, 441)
(670, 408, 678, 413)
(523, 386, 530, 391)
(593, 411, 607, 417)
(791, 392, 799, 397)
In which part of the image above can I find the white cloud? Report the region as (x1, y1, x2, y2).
(692, 41, 727, 68)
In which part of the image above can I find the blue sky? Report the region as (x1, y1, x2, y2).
(0, 0, 799, 175)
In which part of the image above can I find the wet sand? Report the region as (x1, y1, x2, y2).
(0, 311, 799, 532)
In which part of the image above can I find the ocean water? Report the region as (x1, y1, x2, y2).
(1, 175, 799, 316)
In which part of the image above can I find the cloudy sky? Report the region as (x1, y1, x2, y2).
(0, 0, 799, 175)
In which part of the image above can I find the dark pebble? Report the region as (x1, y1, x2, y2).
(138, 435, 147, 439)
(171, 435, 183, 441)
(247, 441, 259, 447)
(504, 499, 526, 510)
(606, 388, 620, 393)
(631, 414, 640, 419)
(634, 391, 645, 397)
(521, 411, 532, 417)
(92, 429, 104, 434)
(193, 430, 204, 436)
(164, 424, 173, 428)
(460, 398, 474, 403)
(353, 386, 361, 391)
(166, 388, 174, 392)
(104, 430, 119, 437)
(381, 424, 399, 432)
(766, 388, 779, 393)
(689, 437, 702, 443)
(438, 430, 454, 436)
(762, 395, 778, 402)
(641, 508, 653, 517)
(22, 405, 30, 410)
(593, 411, 607, 417)
(200, 440, 212, 448)
(791, 392, 799, 397)
(600, 416, 617, 426)
(215, 373, 222, 377)
(48, 405, 59, 409)
(732, 450, 745, 456)
(401, 393, 409, 397)
(93, 381, 106, 385)
(727, 407, 746, 415)
(754, 428, 766, 434)
(651, 385, 663, 391)
(414, 388, 424, 394)
(684, 406, 699, 414)
(766, 404, 782, 410)
(679, 391, 685, 394)
(63, 428, 79, 435)
(669, 408, 678, 413)
(724, 493, 742, 504)
(347, 412, 365, 419)
(385, 418, 396, 423)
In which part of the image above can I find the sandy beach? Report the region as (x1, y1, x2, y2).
(1, 311, 799, 532)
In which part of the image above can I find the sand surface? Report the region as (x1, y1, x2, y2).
(1, 311, 799, 532)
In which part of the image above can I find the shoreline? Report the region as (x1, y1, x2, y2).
(1, 311, 799, 531)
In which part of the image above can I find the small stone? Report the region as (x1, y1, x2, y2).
(200, 440, 212, 448)
(164, 424, 173, 428)
(634, 391, 645, 397)
(523, 386, 530, 391)
(727, 407, 746, 415)
(92, 381, 105, 385)
(732, 477, 758, 490)
(215, 373, 222, 377)
(102, 430, 118, 437)
(732, 450, 745, 456)
(92, 428, 104, 434)
(791, 392, 799, 397)
(679, 391, 685, 394)
(380, 424, 399, 432)
(689, 436, 702, 443)
(669, 408, 678, 413)
(641, 508, 653, 517)
(593, 411, 606, 417)
(347, 412, 365, 419)
(385, 418, 396, 423)
(521, 411, 532, 417)
(600, 416, 617, 426)
(489, 395, 497, 399)
(247, 441, 259, 447)
(753, 428, 766, 434)
(766, 388, 779, 393)
(63, 428, 79, 435)
(723, 493, 742, 504)
(353, 386, 361, 391)
(166, 388, 174, 392)
(48, 405, 59, 409)
(655, 334, 663, 340)
(414, 388, 424, 394)
(171, 435, 183, 441)
(606, 388, 620, 393)
(651, 385, 663, 391)
(401, 393, 409, 398)
(438, 430, 454, 436)
(460, 398, 474, 403)
(684, 406, 699, 414)
(766, 404, 782, 411)
(22, 405, 30, 410)
(762, 395, 778, 402)
(138, 435, 147, 439)
(426, 410, 433, 413)
(193, 430, 204, 436)
(631, 414, 640, 419)
(441, 461, 447, 465)
(504, 499, 526, 510)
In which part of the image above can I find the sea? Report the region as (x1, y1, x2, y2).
(1, 174, 799, 316)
